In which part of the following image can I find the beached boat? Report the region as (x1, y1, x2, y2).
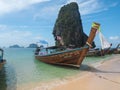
(87, 43, 120, 57)
(115, 43, 120, 53)
(86, 48, 101, 56)
(108, 44, 120, 54)
(87, 26, 113, 56)
(35, 22, 100, 67)
(0, 48, 6, 70)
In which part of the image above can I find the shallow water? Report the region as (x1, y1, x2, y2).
(0, 48, 112, 90)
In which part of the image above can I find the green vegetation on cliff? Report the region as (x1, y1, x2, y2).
(53, 2, 95, 48)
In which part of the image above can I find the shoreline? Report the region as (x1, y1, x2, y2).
(17, 54, 120, 90)
(51, 54, 120, 90)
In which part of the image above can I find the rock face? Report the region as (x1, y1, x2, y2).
(9, 44, 23, 48)
(53, 2, 95, 48)
(27, 43, 37, 48)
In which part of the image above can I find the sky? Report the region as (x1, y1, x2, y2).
(0, 0, 120, 48)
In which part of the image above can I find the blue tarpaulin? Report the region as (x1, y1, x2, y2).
(39, 40, 48, 44)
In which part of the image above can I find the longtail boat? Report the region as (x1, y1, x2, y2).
(114, 43, 120, 54)
(108, 43, 120, 54)
(87, 25, 113, 57)
(35, 22, 100, 67)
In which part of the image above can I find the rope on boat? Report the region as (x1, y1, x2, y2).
(86, 42, 92, 48)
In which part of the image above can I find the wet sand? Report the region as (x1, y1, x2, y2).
(17, 54, 120, 90)
(51, 54, 120, 90)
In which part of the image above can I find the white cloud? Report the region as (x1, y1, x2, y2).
(66, 0, 102, 15)
(0, 24, 52, 47)
(109, 36, 120, 40)
(0, 24, 55, 47)
(0, 30, 33, 47)
(0, 0, 118, 17)
(34, 0, 119, 20)
(34, 36, 42, 40)
(64, 0, 119, 15)
(110, 2, 118, 7)
(78, 0, 101, 15)
(0, 25, 8, 30)
(67, 0, 79, 3)
(0, 30, 32, 39)
(33, 5, 60, 20)
(0, 0, 50, 15)
(0, 25, 31, 47)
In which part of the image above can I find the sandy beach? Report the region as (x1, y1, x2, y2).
(16, 54, 120, 90)
(51, 54, 120, 90)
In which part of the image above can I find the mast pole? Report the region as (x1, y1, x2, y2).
(77, 22, 100, 66)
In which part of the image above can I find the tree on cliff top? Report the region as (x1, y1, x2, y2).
(53, 2, 96, 48)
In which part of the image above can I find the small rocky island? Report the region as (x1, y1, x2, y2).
(53, 2, 95, 48)
(27, 43, 38, 48)
(9, 44, 24, 48)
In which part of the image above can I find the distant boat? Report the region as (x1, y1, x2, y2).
(109, 43, 120, 54)
(0, 48, 6, 70)
(34, 22, 100, 67)
(114, 44, 120, 54)
(87, 27, 112, 56)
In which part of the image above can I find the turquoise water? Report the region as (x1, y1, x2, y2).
(0, 48, 112, 90)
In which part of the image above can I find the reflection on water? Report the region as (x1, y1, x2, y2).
(0, 66, 7, 90)
(33, 59, 79, 82)
(0, 64, 17, 90)
(5, 64, 17, 90)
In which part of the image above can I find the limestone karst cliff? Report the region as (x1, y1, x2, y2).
(53, 2, 95, 48)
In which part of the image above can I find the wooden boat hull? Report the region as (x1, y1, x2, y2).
(35, 47, 88, 67)
(35, 22, 100, 67)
